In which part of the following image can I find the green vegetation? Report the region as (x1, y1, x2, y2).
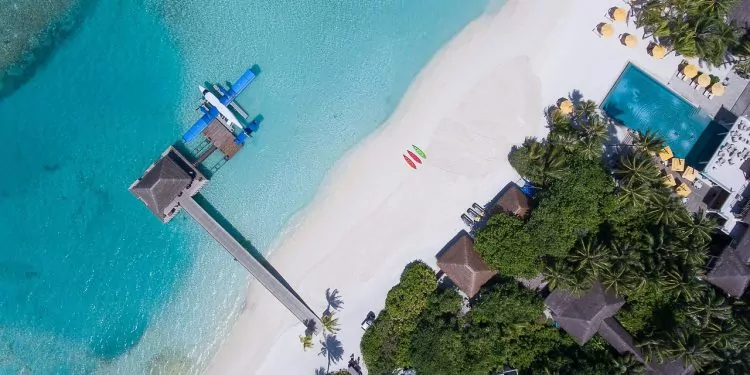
(364, 97, 750, 374)
(361, 262, 628, 374)
(479, 98, 750, 372)
(634, 0, 744, 67)
(476, 100, 615, 277)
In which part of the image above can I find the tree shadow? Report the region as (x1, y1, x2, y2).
(318, 334, 345, 372)
(324, 288, 344, 315)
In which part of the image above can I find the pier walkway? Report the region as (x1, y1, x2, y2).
(181, 197, 322, 331)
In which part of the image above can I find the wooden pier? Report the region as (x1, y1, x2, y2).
(181, 197, 322, 331)
(131, 144, 321, 333)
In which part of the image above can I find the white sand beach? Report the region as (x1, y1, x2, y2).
(207, 0, 700, 373)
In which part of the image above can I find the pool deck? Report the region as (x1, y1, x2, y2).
(666, 69, 749, 118)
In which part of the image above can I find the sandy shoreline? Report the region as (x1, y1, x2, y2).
(206, 0, 692, 373)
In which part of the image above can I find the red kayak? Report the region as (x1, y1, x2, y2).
(403, 154, 417, 169)
(407, 150, 422, 164)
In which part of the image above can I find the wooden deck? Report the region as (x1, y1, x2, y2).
(203, 119, 242, 160)
(181, 197, 322, 332)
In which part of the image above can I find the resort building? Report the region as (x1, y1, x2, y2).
(130, 147, 207, 223)
(706, 228, 750, 298)
(435, 230, 496, 299)
(490, 183, 531, 219)
(545, 283, 694, 375)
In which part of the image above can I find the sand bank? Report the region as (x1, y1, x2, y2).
(207, 0, 690, 373)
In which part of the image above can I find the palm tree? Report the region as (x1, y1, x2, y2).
(647, 194, 684, 226)
(614, 152, 660, 187)
(665, 327, 721, 372)
(543, 262, 575, 291)
(549, 131, 579, 153)
(299, 334, 313, 351)
(510, 141, 567, 186)
(659, 267, 704, 302)
(574, 100, 598, 122)
(638, 338, 669, 364)
(693, 16, 740, 67)
(633, 129, 665, 155)
(581, 116, 608, 144)
(687, 290, 732, 328)
(619, 182, 652, 207)
(569, 238, 610, 275)
(599, 266, 630, 296)
(612, 354, 647, 375)
(321, 312, 340, 334)
(679, 210, 716, 247)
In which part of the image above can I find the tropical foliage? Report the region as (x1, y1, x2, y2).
(363, 95, 750, 373)
(463, 96, 750, 372)
(633, 0, 743, 66)
(361, 265, 624, 374)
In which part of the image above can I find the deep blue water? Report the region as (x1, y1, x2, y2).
(0, 0, 492, 373)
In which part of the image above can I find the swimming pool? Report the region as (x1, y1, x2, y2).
(602, 63, 715, 160)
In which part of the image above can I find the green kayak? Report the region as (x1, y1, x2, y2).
(412, 145, 426, 159)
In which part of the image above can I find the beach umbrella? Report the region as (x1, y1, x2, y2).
(710, 83, 725, 96)
(559, 99, 574, 115)
(599, 23, 614, 38)
(676, 183, 692, 197)
(612, 7, 628, 22)
(697, 73, 711, 88)
(663, 174, 677, 187)
(682, 64, 698, 78)
(682, 166, 697, 182)
(671, 157, 685, 172)
(623, 34, 638, 48)
(658, 146, 673, 161)
(651, 44, 667, 59)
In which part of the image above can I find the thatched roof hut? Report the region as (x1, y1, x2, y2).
(436, 231, 496, 298)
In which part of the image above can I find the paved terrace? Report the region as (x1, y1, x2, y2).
(181, 197, 323, 332)
(667, 69, 749, 118)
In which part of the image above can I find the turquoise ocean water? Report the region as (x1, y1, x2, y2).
(0, 0, 493, 373)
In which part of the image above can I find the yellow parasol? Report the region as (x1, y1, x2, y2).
(671, 157, 686, 172)
(676, 183, 692, 197)
(663, 174, 677, 187)
(623, 34, 638, 48)
(682, 64, 698, 78)
(682, 166, 697, 182)
(612, 7, 628, 22)
(559, 99, 574, 115)
(599, 23, 614, 38)
(710, 83, 725, 96)
(651, 44, 667, 59)
(696, 73, 711, 88)
(658, 146, 673, 161)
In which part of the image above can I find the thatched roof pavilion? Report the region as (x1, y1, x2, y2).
(491, 183, 531, 219)
(130, 147, 205, 223)
(436, 231, 496, 298)
(545, 281, 625, 344)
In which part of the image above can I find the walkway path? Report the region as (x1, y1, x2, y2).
(181, 197, 322, 332)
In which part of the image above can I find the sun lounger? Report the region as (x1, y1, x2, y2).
(467, 208, 482, 221)
(461, 214, 474, 227)
(472, 203, 486, 216)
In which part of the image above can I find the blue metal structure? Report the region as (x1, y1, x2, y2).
(520, 180, 537, 198)
(182, 68, 258, 143)
(220, 69, 256, 105)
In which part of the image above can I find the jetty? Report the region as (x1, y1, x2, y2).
(129, 71, 322, 332)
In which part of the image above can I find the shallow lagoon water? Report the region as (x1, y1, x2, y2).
(0, 0, 491, 372)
